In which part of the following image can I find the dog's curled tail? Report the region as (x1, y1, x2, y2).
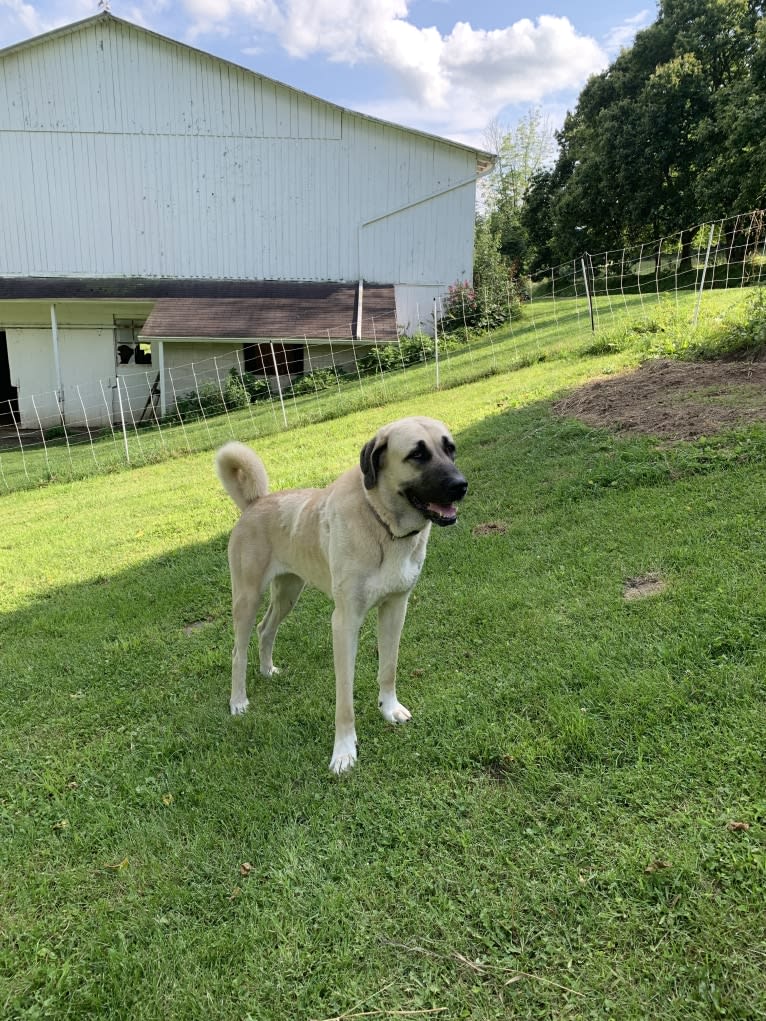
(215, 441, 269, 512)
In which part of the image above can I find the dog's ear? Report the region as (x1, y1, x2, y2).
(360, 437, 387, 490)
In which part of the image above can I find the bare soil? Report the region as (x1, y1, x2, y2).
(622, 575, 668, 601)
(554, 359, 766, 441)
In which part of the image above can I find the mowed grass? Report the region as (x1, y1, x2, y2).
(0, 288, 748, 494)
(1, 298, 766, 1019)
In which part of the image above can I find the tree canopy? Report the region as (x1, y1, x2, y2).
(519, 0, 766, 270)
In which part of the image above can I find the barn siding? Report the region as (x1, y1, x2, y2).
(0, 16, 478, 288)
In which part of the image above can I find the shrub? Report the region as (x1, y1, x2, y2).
(175, 375, 250, 421)
(578, 288, 766, 363)
(440, 276, 523, 336)
(288, 367, 345, 396)
(440, 281, 484, 333)
(400, 333, 436, 364)
(232, 369, 271, 403)
(356, 334, 437, 376)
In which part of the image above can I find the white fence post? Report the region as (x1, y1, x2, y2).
(693, 223, 716, 327)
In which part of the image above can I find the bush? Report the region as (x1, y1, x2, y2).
(440, 281, 484, 333)
(288, 367, 345, 396)
(356, 334, 436, 376)
(400, 333, 436, 364)
(440, 277, 523, 336)
(232, 369, 271, 403)
(175, 375, 250, 421)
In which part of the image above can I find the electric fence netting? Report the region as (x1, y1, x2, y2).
(1, 208, 764, 494)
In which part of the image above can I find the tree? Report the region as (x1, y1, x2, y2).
(523, 0, 766, 262)
(480, 109, 556, 270)
(519, 169, 556, 272)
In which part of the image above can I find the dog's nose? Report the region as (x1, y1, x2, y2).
(449, 475, 468, 501)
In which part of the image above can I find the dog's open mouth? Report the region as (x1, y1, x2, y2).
(407, 494, 459, 526)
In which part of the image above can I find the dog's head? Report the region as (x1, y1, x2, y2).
(360, 417, 467, 528)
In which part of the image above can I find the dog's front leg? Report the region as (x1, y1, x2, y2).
(329, 601, 363, 774)
(377, 593, 412, 724)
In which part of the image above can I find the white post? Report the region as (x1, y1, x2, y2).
(356, 279, 364, 340)
(581, 258, 595, 333)
(116, 376, 131, 464)
(269, 341, 288, 428)
(50, 303, 64, 420)
(433, 298, 440, 390)
(158, 340, 166, 418)
(693, 224, 716, 327)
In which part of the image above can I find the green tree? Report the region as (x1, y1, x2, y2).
(481, 109, 556, 270)
(524, 0, 766, 263)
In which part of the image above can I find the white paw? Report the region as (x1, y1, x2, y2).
(379, 698, 412, 725)
(230, 697, 249, 716)
(329, 737, 358, 774)
(260, 664, 280, 677)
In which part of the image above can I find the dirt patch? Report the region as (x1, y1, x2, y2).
(623, 574, 667, 601)
(472, 521, 508, 537)
(183, 617, 214, 635)
(554, 359, 766, 440)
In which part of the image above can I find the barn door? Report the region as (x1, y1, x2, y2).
(0, 331, 19, 427)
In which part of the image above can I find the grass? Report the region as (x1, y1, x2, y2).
(0, 288, 755, 495)
(1, 293, 766, 1019)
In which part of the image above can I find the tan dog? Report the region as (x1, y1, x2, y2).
(215, 416, 467, 773)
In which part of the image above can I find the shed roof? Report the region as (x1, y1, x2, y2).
(139, 283, 397, 342)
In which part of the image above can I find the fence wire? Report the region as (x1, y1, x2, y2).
(1, 208, 764, 494)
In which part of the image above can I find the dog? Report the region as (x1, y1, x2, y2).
(215, 416, 468, 773)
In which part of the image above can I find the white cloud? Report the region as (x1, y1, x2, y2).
(0, 0, 94, 47)
(441, 16, 607, 107)
(183, 0, 281, 39)
(0, 0, 49, 38)
(181, 0, 609, 125)
(603, 10, 653, 54)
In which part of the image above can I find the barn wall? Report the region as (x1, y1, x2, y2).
(0, 300, 152, 427)
(0, 17, 478, 290)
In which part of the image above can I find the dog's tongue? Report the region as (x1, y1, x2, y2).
(428, 502, 457, 520)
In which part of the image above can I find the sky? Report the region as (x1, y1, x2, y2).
(0, 0, 656, 149)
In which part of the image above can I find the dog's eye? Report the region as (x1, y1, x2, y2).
(442, 438, 456, 460)
(407, 444, 431, 463)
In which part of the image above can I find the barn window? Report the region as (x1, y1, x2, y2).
(117, 343, 151, 365)
(243, 342, 303, 377)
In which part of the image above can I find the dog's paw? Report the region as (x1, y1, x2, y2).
(379, 698, 412, 725)
(329, 737, 358, 774)
(230, 697, 249, 716)
(260, 665, 281, 678)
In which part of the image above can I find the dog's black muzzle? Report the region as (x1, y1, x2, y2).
(405, 468, 468, 526)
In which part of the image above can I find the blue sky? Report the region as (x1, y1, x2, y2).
(1, 0, 656, 148)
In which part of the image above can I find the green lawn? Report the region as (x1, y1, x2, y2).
(1, 293, 765, 1019)
(0, 288, 749, 495)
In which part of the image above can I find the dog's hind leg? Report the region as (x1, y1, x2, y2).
(257, 573, 304, 677)
(230, 585, 264, 716)
(376, 593, 412, 725)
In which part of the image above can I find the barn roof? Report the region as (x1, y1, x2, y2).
(0, 277, 397, 341)
(0, 12, 495, 174)
(139, 284, 397, 342)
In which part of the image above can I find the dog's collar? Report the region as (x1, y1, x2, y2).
(366, 499, 421, 540)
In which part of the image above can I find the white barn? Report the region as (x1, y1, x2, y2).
(0, 12, 492, 428)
